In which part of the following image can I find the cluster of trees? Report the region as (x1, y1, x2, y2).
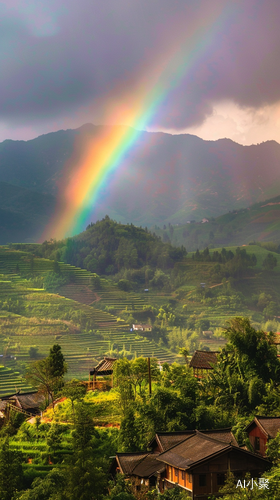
(2, 319, 280, 499)
(31, 217, 187, 275)
(193, 247, 257, 278)
(111, 318, 280, 453)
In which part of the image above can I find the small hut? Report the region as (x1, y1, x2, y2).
(89, 357, 117, 390)
(189, 350, 218, 378)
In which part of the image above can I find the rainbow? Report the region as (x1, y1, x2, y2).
(42, 3, 234, 241)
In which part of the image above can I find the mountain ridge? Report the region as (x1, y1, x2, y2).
(0, 124, 280, 242)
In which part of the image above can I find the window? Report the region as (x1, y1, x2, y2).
(199, 474, 206, 487)
(188, 474, 192, 483)
(174, 468, 179, 477)
(217, 473, 225, 486)
(255, 436, 260, 451)
(181, 471, 185, 480)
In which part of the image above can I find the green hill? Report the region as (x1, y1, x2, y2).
(153, 195, 280, 251)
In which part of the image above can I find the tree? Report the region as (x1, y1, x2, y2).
(25, 345, 67, 410)
(49, 344, 67, 379)
(205, 318, 280, 412)
(17, 468, 67, 500)
(179, 347, 189, 364)
(0, 438, 24, 500)
(63, 380, 87, 420)
(64, 404, 107, 500)
(263, 252, 277, 270)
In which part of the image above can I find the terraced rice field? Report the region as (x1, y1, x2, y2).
(0, 248, 180, 393)
(0, 364, 33, 396)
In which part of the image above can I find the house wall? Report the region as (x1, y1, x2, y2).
(165, 466, 192, 493)
(190, 450, 269, 498)
(248, 427, 267, 456)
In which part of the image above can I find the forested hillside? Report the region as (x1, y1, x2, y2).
(153, 195, 280, 251)
(1, 125, 280, 242)
(25, 217, 187, 275)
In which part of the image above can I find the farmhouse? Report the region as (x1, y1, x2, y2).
(1, 391, 46, 416)
(158, 432, 270, 498)
(189, 350, 218, 378)
(111, 428, 270, 498)
(132, 324, 152, 332)
(246, 416, 280, 456)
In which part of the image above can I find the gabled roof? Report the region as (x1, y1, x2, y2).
(132, 454, 165, 477)
(156, 432, 270, 471)
(246, 416, 280, 439)
(116, 452, 148, 475)
(148, 428, 237, 452)
(189, 350, 218, 369)
(200, 428, 238, 447)
(148, 431, 195, 453)
(90, 357, 117, 376)
(156, 432, 229, 469)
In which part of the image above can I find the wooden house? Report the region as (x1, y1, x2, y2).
(111, 452, 165, 491)
(89, 357, 117, 390)
(246, 416, 280, 456)
(158, 432, 270, 499)
(111, 428, 269, 498)
(189, 350, 218, 378)
(148, 428, 238, 454)
(1, 391, 46, 416)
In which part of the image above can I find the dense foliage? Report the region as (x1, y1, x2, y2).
(34, 217, 187, 275)
(1, 318, 280, 499)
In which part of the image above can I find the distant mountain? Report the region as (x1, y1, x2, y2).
(152, 195, 280, 251)
(0, 182, 55, 243)
(1, 124, 280, 242)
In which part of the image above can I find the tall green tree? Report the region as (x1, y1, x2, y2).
(25, 344, 67, 409)
(0, 438, 23, 500)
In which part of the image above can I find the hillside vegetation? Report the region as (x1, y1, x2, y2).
(153, 195, 280, 251)
(1, 218, 280, 397)
(1, 126, 280, 242)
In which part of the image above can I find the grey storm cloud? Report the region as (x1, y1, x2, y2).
(1, 0, 280, 130)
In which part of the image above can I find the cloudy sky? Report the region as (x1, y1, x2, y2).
(1, 0, 280, 145)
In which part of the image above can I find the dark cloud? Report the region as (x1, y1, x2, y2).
(1, 0, 280, 133)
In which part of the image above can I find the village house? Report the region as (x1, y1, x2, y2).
(0, 391, 46, 417)
(132, 324, 152, 332)
(111, 452, 165, 491)
(189, 350, 218, 378)
(246, 416, 280, 456)
(158, 432, 270, 498)
(111, 428, 270, 498)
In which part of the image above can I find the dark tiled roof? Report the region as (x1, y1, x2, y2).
(246, 417, 280, 439)
(200, 428, 238, 446)
(154, 432, 195, 452)
(9, 392, 45, 411)
(149, 428, 237, 452)
(157, 433, 229, 469)
(189, 350, 218, 369)
(116, 453, 148, 474)
(133, 454, 165, 477)
(90, 357, 117, 376)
